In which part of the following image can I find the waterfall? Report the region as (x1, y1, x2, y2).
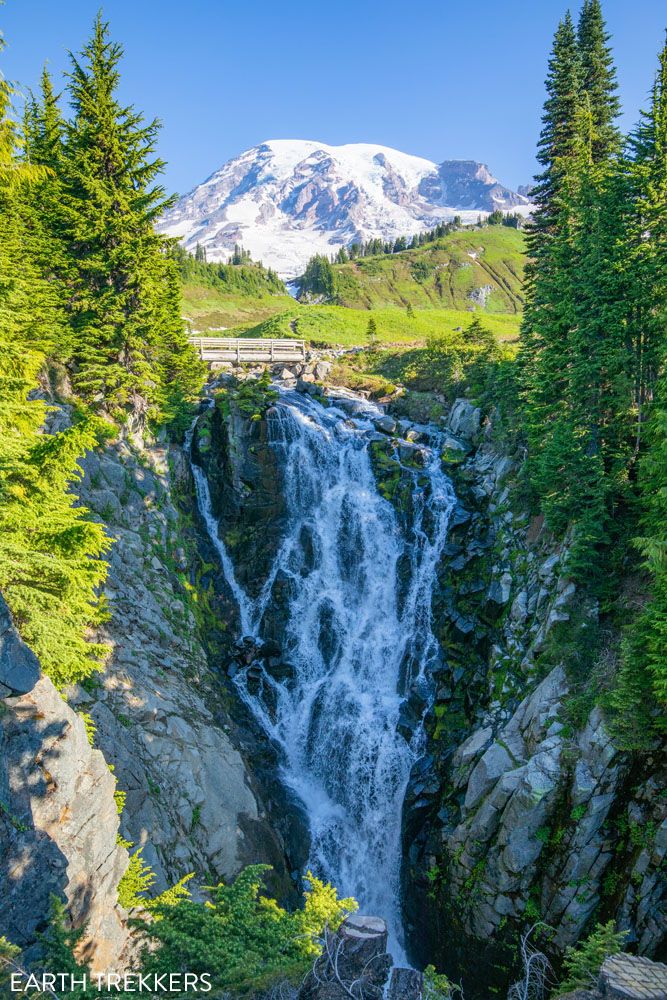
(189, 387, 456, 961)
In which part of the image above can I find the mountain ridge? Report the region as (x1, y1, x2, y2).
(159, 140, 532, 276)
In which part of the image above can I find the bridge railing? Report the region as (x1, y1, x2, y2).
(189, 337, 306, 363)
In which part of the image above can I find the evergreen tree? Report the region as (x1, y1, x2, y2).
(518, 15, 583, 474)
(300, 254, 337, 299)
(59, 15, 203, 419)
(622, 38, 667, 451)
(610, 40, 667, 745)
(577, 0, 620, 160)
(366, 316, 378, 350)
(21, 68, 73, 360)
(529, 12, 582, 245)
(517, 8, 626, 568)
(0, 30, 111, 689)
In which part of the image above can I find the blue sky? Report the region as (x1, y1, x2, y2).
(1, 0, 665, 195)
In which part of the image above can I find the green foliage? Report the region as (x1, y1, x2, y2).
(557, 920, 628, 994)
(517, 11, 667, 745)
(139, 864, 357, 994)
(300, 254, 338, 300)
(331, 226, 526, 313)
(244, 302, 521, 348)
(423, 964, 460, 1000)
(117, 841, 157, 910)
(216, 369, 278, 421)
(0, 81, 112, 687)
(0, 353, 111, 687)
(116, 838, 193, 912)
(23, 15, 205, 426)
(40, 897, 92, 999)
(174, 244, 285, 297)
(0, 936, 21, 994)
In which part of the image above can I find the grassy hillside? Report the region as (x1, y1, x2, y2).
(331, 227, 525, 312)
(241, 305, 521, 347)
(179, 225, 526, 346)
(182, 282, 294, 332)
(176, 249, 293, 332)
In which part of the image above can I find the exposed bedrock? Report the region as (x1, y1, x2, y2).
(0, 595, 131, 972)
(74, 424, 306, 904)
(399, 400, 666, 996)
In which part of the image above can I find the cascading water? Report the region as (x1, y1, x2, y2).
(188, 386, 456, 960)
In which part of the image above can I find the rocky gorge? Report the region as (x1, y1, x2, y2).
(0, 359, 665, 995)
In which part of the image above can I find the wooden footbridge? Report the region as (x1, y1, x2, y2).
(189, 336, 306, 364)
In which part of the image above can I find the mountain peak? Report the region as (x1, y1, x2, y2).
(159, 140, 531, 276)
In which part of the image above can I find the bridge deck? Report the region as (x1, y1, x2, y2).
(189, 336, 306, 363)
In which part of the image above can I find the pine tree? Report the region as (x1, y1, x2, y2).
(518, 15, 583, 452)
(610, 41, 667, 745)
(21, 68, 73, 360)
(528, 12, 582, 247)
(577, 0, 621, 160)
(59, 15, 203, 418)
(517, 9, 627, 573)
(0, 35, 111, 689)
(300, 254, 337, 299)
(622, 38, 667, 451)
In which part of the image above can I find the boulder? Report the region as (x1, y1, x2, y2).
(388, 968, 424, 1000)
(599, 954, 667, 1000)
(447, 398, 481, 441)
(375, 415, 397, 435)
(488, 571, 513, 605)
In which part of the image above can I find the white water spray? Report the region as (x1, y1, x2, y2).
(189, 388, 456, 960)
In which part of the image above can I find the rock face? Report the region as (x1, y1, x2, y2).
(401, 398, 667, 997)
(193, 391, 288, 600)
(0, 595, 131, 971)
(74, 425, 301, 902)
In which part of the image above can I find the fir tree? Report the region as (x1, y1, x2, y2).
(21, 68, 73, 360)
(59, 15, 203, 419)
(300, 254, 337, 299)
(529, 12, 582, 244)
(366, 316, 378, 350)
(610, 40, 667, 745)
(577, 0, 621, 160)
(0, 26, 111, 689)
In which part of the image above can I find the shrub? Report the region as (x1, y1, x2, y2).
(139, 864, 357, 994)
(557, 921, 628, 994)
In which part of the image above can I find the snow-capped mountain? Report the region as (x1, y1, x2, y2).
(159, 140, 531, 276)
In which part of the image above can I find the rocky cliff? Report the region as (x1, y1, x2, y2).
(0, 402, 304, 969)
(187, 373, 665, 993)
(400, 400, 666, 995)
(73, 422, 301, 902)
(0, 594, 131, 971)
(2, 373, 664, 989)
